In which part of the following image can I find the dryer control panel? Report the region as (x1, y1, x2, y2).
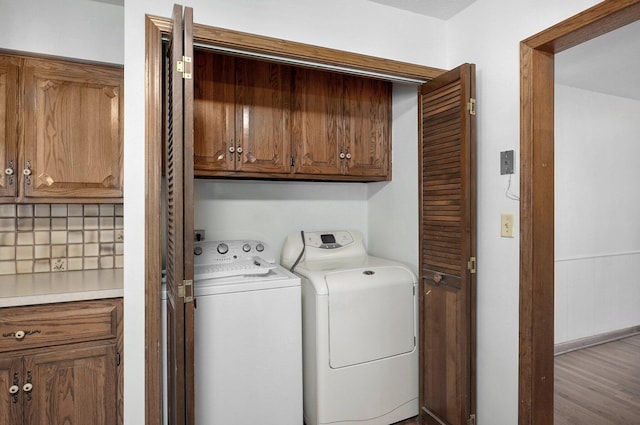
(281, 230, 367, 269)
(304, 231, 354, 249)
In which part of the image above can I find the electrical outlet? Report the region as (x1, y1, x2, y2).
(501, 214, 514, 238)
(194, 229, 205, 242)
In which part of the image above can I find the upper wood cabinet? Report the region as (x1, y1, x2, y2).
(194, 51, 291, 176)
(193, 50, 391, 181)
(0, 53, 123, 203)
(0, 55, 19, 199)
(292, 68, 391, 179)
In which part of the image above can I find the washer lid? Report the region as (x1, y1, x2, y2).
(326, 266, 415, 368)
(194, 266, 300, 296)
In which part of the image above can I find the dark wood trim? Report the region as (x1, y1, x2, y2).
(146, 15, 445, 82)
(144, 12, 449, 425)
(145, 14, 163, 425)
(519, 1, 640, 424)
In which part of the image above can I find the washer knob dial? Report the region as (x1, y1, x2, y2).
(242, 243, 251, 253)
(256, 243, 264, 252)
(217, 243, 229, 255)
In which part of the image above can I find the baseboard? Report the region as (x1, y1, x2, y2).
(555, 325, 640, 356)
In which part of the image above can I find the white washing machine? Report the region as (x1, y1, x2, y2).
(281, 230, 418, 425)
(162, 239, 302, 425)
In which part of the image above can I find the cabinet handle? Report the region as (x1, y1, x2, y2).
(345, 153, 352, 160)
(24, 371, 32, 401)
(10, 372, 19, 403)
(5, 160, 14, 186)
(236, 145, 243, 162)
(339, 152, 346, 159)
(2, 329, 41, 339)
(228, 146, 235, 153)
(23, 160, 32, 186)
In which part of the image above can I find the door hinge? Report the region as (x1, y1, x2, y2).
(468, 414, 476, 425)
(116, 352, 121, 366)
(467, 257, 477, 274)
(176, 55, 192, 79)
(467, 98, 476, 115)
(178, 279, 194, 303)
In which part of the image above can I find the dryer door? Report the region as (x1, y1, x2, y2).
(326, 266, 416, 368)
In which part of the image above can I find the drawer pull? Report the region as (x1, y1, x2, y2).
(2, 329, 41, 340)
(23, 383, 33, 392)
(9, 385, 19, 394)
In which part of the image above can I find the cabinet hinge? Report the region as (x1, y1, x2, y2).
(176, 56, 192, 80)
(468, 413, 476, 425)
(290, 157, 295, 167)
(467, 257, 477, 274)
(178, 279, 194, 303)
(116, 352, 121, 366)
(467, 98, 476, 115)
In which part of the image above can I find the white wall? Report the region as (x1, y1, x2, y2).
(555, 84, 640, 343)
(0, 0, 123, 64)
(445, 0, 600, 423)
(124, 1, 446, 424)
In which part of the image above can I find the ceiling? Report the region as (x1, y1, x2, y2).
(368, 0, 476, 20)
(555, 19, 640, 101)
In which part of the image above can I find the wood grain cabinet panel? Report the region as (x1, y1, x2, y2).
(0, 55, 19, 200)
(194, 51, 291, 176)
(21, 58, 123, 200)
(0, 298, 123, 425)
(292, 68, 391, 179)
(292, 67, 343, 176)
(23, 345, 117, 425)
(0, 356, 23, 425)
(194, 51, 391, 181)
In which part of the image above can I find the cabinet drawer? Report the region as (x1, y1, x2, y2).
(0, 299, 120, 352)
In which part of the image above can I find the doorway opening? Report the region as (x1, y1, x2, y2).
(519, 1, 640, 424)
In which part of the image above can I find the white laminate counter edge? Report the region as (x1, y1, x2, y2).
(0, 269, 124, 308)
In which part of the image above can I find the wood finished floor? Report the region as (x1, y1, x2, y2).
(555, 334, 640, 425)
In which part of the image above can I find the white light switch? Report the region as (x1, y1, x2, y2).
(501, 214, 514, 238)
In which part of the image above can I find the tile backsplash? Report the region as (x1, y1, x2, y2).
(0, 204, 123, 275)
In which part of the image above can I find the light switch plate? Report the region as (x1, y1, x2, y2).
(501, 214, 514, 238)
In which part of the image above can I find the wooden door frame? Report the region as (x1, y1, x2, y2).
(519, 1, 640, 424)
(144, 13, 445, 425)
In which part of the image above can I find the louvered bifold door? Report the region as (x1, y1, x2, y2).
(418, 64, 476, 425)
(165, 4, 195, 425)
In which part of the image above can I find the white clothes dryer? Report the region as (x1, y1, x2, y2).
(281, 230, 418, 425)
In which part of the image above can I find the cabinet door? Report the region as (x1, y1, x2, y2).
(21, 58, 123, 200)
(235, 58, 292, 174)
(23, 344, 117, 425)
(0, 55, 18, 199)
(343, 75, 391, 178)
(0, 356, 22, 425)
(193, 51, 235, 172)
(292, 68, 343, 176)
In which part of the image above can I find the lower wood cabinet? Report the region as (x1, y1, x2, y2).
(0, 298, 123, 425)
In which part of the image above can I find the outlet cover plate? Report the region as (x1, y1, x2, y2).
(501, 150, 514, 175)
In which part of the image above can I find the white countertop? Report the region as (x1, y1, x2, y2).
(0, 269, 124, 308)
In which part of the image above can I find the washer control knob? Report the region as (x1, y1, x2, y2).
(217, 243, 229, 255)
(194, 246, 203, 256)
(256, 243, 264, 252)
(242, 243, 251, 253)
